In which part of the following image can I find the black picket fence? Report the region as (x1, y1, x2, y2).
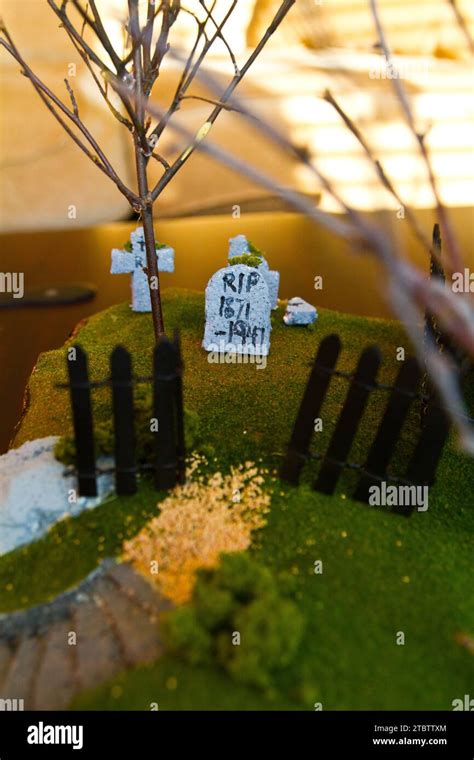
(280, 334, 455, 516)
(62, 333, 185, 497)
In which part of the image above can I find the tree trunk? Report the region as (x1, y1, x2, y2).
(134, 135, 165, 340)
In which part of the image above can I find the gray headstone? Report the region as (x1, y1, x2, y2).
(265, 270, 280, 310)
(111, 226, 174, 312)
(228, 234, 279, 309)
(283, 297, 318, 326)
(202, 264, 272, 356)
(228, 234, 250, 259)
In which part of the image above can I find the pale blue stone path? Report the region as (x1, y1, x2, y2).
(0, 437, 114, 556)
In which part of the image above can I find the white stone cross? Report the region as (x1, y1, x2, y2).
(110, 227, 174, 312)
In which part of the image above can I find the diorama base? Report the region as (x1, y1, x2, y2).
(2, 288, 473, 710)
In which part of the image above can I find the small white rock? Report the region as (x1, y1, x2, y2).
(283, 297, 318, 326)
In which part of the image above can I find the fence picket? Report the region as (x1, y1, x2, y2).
(405, 396, 450, 494)
(111, 346, 137, 495)
(67, 345, 97, 497)
(63, 336, 185, 495)
(173, 331, 186, 485)
(314, 346, 381, 495)
(153, 337, 179, 490)
(280, 334, 341, 484)
(354, 357, 421, 503)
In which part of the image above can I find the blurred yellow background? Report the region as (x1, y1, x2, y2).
(0, 0, 473, 231)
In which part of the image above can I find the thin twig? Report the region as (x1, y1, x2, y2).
(64, 78, 79, 116)
(49, 0, 147, 151)
(447, 0, 474, 54)
(149, 151, 171, 169)
(142, 0, 157, 71)
(66, 30, 133, 130)
(145, 0, 239, 149)
(370, 0, 463, 274)
(180, 94, 242, 111)
(0, 31, 140, 207)
(323, 89, 433, 255)
(203, 0, 240, 75)
(149, 0, 296, 199)
(88, 0, 124, 70)
(165, 49, 388, 245)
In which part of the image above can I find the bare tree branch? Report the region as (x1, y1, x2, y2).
(323, 89, 433, 255)
(149, 0, 296, 199)
(203, 0, 240, 75)
(48, 0, 115, 78)
(150, 151, 171, 169)
(142, 0, 157, 72)
(87, 0, 124, 71)
(68, 0, 124, 72)
(164, 49, 384, 241)
(179, 93, 242, 111)
(128, 0, 165, 336)
(447, 0, 474, 54)
(64, 77, 79, 116)
(144, 0, 177, 94)
(370, 0, 464, 274)
(49, 0, 148, 152)
(145, 0, 238, 150)
(66, 29, 133, 131)
(0, 29, 140, 207)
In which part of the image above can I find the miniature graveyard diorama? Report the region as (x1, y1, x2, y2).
(0, 0, 473, 721)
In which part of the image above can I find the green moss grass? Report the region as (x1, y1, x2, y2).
(2, 288, 473, 709)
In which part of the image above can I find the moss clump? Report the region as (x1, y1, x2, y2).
(229, 239, 266, 269)
(217, 595, 305, 690)
(229, 254, 263, 268)
(247, 240, 265, 257)
(162, 606, 214, 667)
(54, 385, 200, 466)
(162, 552, 305, 691)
